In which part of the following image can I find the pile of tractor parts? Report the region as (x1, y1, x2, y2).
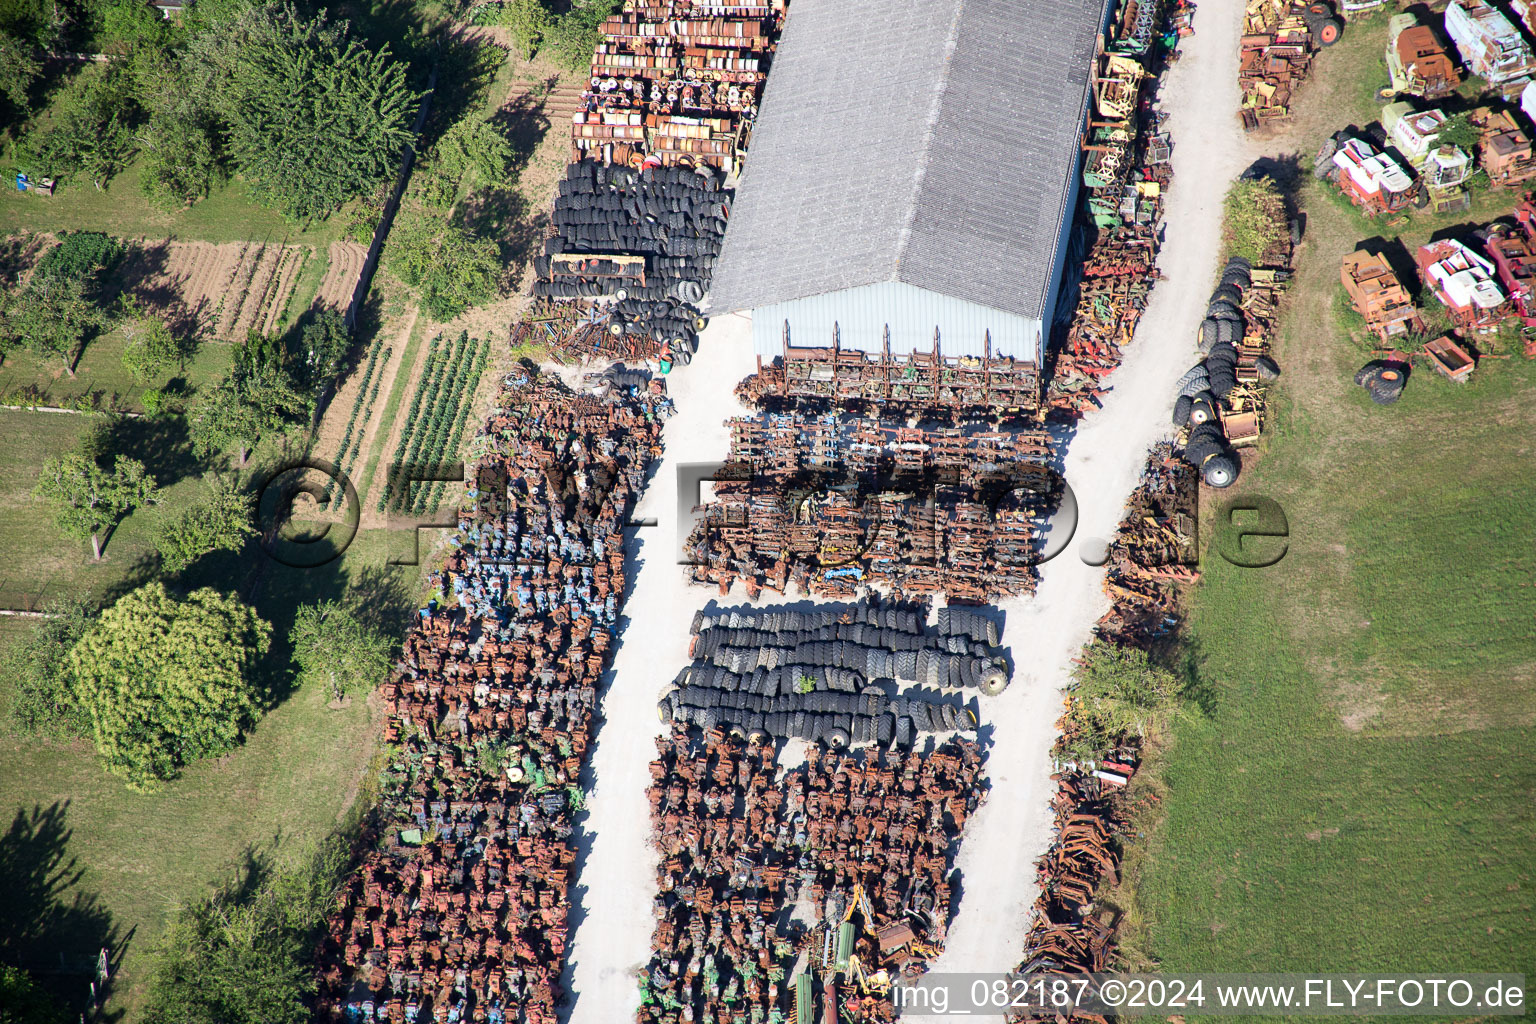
(684, 415, 1054, 602)
(1239, 0, 1340, 131)
(573, 0, 785, 175)
(1341, 248, 1423, 341)
(1416, 237, 1510, 333)
(1094, 443, 1198, 647)
(1048, 230, 1162, 417)
(531, 159, 727, 365)
(1050, 12, 1177, 417)
(317, 367, 673, 1024)
(640, 726, 986, 1024)
(1004, 761, 1135, 1022)
(1383, 13, 1461, 101)
(736, 345, 1044, 421)
(660, 599, 1006, 747)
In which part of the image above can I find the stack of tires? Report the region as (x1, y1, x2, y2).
(659, 600, 1007, 748)
(1302, 0, 1343, 47)
(534, 159, 728, 360)
(1355, 359, 1409, 404)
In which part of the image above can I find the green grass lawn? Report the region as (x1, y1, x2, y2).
(0, 158, 344, 246)
(0, 524, 417, 1019)
(1127, 106, 1536, 1010)
(0, 331, 234, 416)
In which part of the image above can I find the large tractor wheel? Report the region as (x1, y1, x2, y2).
(1318, 18, 1342, 45)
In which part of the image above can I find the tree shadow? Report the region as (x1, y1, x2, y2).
(0, 802, 127, 1021)
(420, 30, 511, 150)
(89, 413, 199, 487)
(1176, 635, 1218, 719)
(490, 78, 556, 165)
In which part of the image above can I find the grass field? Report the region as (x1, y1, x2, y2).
(0, 158, 345, 247)
(1123, 18, 1536, 1002)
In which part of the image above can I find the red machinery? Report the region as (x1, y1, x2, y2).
(1481, 196, 1536, 326)
(1415, 238, 1512, 333)
(1324, 136, 1420, 214)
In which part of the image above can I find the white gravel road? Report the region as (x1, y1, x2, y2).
(566, 1, 1251, 1015)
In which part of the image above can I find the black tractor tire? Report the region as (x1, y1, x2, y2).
(1202, 451, 1240, 488)
(1256, 355, 1281, 381)
(1179, 372, 1211, 399)
(1414, 189, 1429, 209)
(1206, 341, 1240, 367)
(827, 726, 850, 748)
(1173, 393, 1195, 427)
(979, 668, 1009, 696)
(1220, 268, 1251, 289)
(1189, 394, 1218, 425)
(1355, 360, 1385, 386)
(1208, 371, 1237, 399)
(1318, 18, 1342, 45)
(1211, 283, 1244, 306)
(1207, 298, 1241, 320)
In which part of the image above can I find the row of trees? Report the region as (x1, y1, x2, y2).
(9, 0, 419, 220)
(3, 580, 392, 790)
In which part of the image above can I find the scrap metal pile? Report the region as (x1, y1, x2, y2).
(1094, 443, 1197, 647)
(1005, 766, 1134, 1024)
(1239, 0, 1340, 131)
(641, 725, 986, 1024)
(1048, 6, 1175, 419)
(735, 347, 1045, 420)
(531, 159, 728, 365)
(684, 415, 1054, 602)
(529, 0, 787, 365)
(317, 367, 673, 1024)
(661, 600, 1006, 747)
(572, 0, 786, 174)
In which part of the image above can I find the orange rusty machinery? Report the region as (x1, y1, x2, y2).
(1341, 248, 1425, 342)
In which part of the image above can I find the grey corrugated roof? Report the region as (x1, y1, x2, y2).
(705, 0, 1109, 321)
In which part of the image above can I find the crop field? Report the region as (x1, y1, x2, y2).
(115, 240, 327, 341)
(1122, 16, 1536, 992)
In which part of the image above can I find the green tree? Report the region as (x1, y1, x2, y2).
(0, 274, 114, 375)
(121, 308, 194, 383)
(1062, 641, 1185, 758)
(222, 6, 416, 219)
(297, 308, 350, 393)
(0, 29, 41, 116)
(142, 838, 348, 1024)
(156, 478, 256, 573)
(423, 113, 512, 206)
(0, 593, 96, 740)
(66, 582, 272, 790)
(189, 365, 312, 465)
(290, 600, 393, 701)
(386, 213, 500, 320)
(499, 0, 550, 60)
(1435, 113, 1479, 153)
(22, 64, 138, 189)
(546, 0, 620, 71)
(34, 448, 159, 560)
(0, 964, 71, 1024)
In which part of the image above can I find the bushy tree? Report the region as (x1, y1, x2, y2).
(387, 214, 500, 320)
(221, 6, 417, 219)
(22, 64, 137, 188)
(156, 478, 256, 573)
(290, 600, 393, 700)
(499, 0, 550, 60)
(34, 447, 159, 560)
(189, 364, 312, 465)
(1, 231, 122, 374)
(0, 964, 71, 1024)
(1062, 641, 1184, 758)
(34, 230, 123, 281)
(66, 582, 272, 790)
(422, 113, 512, 207)
(121, 307, 195, 383)
(297, 308, 350, 393)
(0, 29, 42, 116)
(0, 592, 96, 740)
(142, 838, 349, 1024)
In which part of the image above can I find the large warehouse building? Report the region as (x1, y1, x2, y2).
(705, 0, 1113, 371)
